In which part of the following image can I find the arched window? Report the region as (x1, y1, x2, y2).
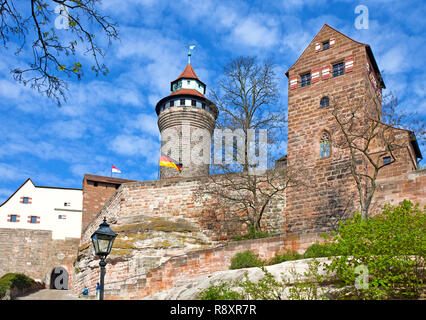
(320, 132, 331, 158)
(320, 96, 329, 108)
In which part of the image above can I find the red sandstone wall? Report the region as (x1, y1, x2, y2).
(81, 234, 319, 300)
(81, 179, 121, 234)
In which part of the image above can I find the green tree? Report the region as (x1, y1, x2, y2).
(324, 200, 425, 299)
(0, 0, 118, 104)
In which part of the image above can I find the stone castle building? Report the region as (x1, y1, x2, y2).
(156, 61, 218, 179)
(72, 25, 425, 299)
(0, 24, 424, 298)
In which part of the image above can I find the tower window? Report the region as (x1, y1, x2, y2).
(300, 72, 311, 87)
(332, 62, 344, 77)
(187, 80, 191, 85)
(320, 132, 331, 158)
(383, 156, 391, 165)
(191, 100, 196, 107)
(180, 99, 185, 106)
(170, 100, 174, 107)
(320, 96, 329, 108)
(202, 103, 206, 109)
(322, 41, 330, 50)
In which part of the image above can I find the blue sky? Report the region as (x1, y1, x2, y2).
(0, 0, 425, 202)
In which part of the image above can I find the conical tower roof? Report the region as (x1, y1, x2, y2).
(173, 63, 201, 82)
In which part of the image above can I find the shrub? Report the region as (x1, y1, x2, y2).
(232, 226, 274, 241)
(324, 200, 426, 300)
(303, 242, 335, 258)
(230, 250, 264, 270)
(198, 269, 285, 300)
(198, 282, 244, 300)
(267, 250, 303, 265)
(0, 273, 35, 298)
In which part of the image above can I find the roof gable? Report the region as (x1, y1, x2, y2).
(0, 178, 35, 207)
(285, 24, 385, 88)
(285, 24, 366, 76)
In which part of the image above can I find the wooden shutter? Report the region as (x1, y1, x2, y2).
(321, 65, 330, 80)
(315, 42, 321, 53)
(345, 56, 354, 72)
(311, 68, 320, 83)
(289, 75, 298, 90)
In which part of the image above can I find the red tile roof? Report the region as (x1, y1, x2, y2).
(84, 174, 136, 185)
(174, 63, 201, 82)
(169, 88, 205, 98)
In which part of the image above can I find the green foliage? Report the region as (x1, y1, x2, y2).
(267, 250, 303, 265)
(0, 273, 35, 297)
(230, 250, 264, 270)
(303, 242, 335, 258)
(232, 226, 275, 241)
(198, 282, 244, 300)
(324, 200, 426, 299)
(287, 259, 327, 300)
(237, 268, 285, 299)
(198, 268, 285, 300)
(198, 265, 326, 300)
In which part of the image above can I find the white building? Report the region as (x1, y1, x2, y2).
(0, 178, 82, 240)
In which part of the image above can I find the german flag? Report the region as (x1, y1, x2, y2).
(159, 154, 182, 173)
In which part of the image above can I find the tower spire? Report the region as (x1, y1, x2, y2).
(188, 45, 195, 64)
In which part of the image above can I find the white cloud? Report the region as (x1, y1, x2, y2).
(110, 134, 160, 165)
(379, 47, 409, 75)
(232, 18, 279, 48)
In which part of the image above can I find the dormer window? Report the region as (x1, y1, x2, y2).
(21, 196, 32, 204)
(322, 41, 329, 50)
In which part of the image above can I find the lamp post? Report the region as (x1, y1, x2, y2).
(91, 217, 117, 300)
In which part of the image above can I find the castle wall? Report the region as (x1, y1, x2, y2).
(74, 234, 320, 300)
(374, 169, 426, 210)
(0, 228, 79, 288)
(74, 174, 288, 297)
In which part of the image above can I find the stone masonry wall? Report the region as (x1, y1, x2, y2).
(0, 228, 79, 288)
(82, 178, 123, 235)
(74, 234, 320, 300)
(374, 168, 426, 210)
(74, 174, 288, 297)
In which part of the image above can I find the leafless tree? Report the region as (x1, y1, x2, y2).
(210, 56, 285, 173)
(195, 57, 303, 236)
(0, 0, 118, 104)
(327, 78, 423, 219)
(195, 167, 304, 236)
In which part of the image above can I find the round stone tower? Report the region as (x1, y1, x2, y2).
(156, 57, 218, 179)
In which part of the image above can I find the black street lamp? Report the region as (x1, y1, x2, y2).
(91, 217, 117, 300)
